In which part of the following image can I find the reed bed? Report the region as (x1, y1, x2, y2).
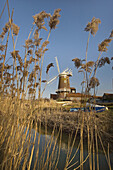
(0, 1, 113, 169)
(0, 97, 113, 169)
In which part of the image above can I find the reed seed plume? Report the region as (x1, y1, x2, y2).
(12, 23, 20, 35)
(25, 39, 33, 48)
(34, 38, 43, 46)
(0, 22, 11, 39)
(49, 9, 61, 29)
(3, 22, 10, 33)
(72, 57, 82, 68)
(42, 40, 49, 48)
(109, 30, 113, 38)
(46, 63, 54, 74)
(0, 32, 5, 38)
(81, 62, 94, 71)
(0, 45, 6, 51)
(35, 50, 41, 58)
(34, 29, 39, 39)
(72, 16, 113, 96)
(84, 17, 101, 36)
(89, 77, 100, 88)
(34, 65, 40, 71)
(98, 38, 112, 52)
(86, 61, 95, 67)
(81, 65, 92, 73)
(33, 11, 50, 29)
(98, 57, 110, 68)
(41, 80, 47, 83)
(27, 49, 33, 55)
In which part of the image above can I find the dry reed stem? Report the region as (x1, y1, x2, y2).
(65, 122, 80, 168)
(65, 133, 73, 168)
(14, 123, 30, 169)
(54, 126, 62, 169)
(33, 121, 41, 170)
(50, 126, 62, 169)
(28, 122, 37, 170)
(93, 52, 102, 77)
(0, 97, 113, 170)
(38, 29, 51, 98)
(22, 26, 34, 99)
(1, 25, 10, 83)
(10, 29, 19, 98)
(74, 153, 90, 170)
(37, 124, 56, 169)
(66, 141, 80, 170)
(0, 0, 7, 19)
(80, 111, 84, 170)
(67, 161, 78, 170)
(22, 119, 34, 170)
(95, 124, 99, 170)
(85, 31, 90, 91)
(42, 124, 61, 169)
(49, 127, 61, 169)
(0, 114, 21, 169)
(108, 143, 111, 170)
(98, 131, 112, 170)
(92, 127, 95, 170)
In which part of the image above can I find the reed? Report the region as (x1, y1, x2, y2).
(0, 1, 113, 170)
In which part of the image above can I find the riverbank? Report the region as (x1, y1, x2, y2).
(33, 104, 113, 151)
(0, 97, 113, 169)
(0, 97, 113, 135)
(1, 97, 113, 141)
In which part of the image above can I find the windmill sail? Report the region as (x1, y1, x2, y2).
(55, 56, 60, 74)
(47, 75, 59, 85)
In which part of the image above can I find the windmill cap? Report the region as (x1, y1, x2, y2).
(60, 68, 72, 76)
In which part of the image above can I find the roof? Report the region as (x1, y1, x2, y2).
(91, 95, 102, 99)
(103, 93, 113, 96)
(70, 87, 76, 90)
(66, 93, 91, 98)
(103, 93, 113, 100)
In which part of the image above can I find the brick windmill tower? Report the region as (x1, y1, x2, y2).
(47, 57, 72, 99)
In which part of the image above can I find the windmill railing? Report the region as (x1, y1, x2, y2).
(56, 88, 71, 93)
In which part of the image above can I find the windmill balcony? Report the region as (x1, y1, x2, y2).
(56, 88, 71, 93)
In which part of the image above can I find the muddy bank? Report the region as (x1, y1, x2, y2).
(37, 109, 112, 133)
(34, 108, 113, 150)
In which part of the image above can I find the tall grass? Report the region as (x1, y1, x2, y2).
(0, 97, 113, 169)
(0, 1, 113, 170)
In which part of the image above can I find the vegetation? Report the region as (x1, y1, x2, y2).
(0, 1, 113, 170)
(72, 17, 113, 96)
(0, 0, 61, 100)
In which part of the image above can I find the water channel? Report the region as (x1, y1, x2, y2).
(24, 125, 113, 170)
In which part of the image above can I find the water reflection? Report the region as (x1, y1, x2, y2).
(28, 125, 113, 170)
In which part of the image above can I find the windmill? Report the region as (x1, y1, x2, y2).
(47, 57, 72, 99)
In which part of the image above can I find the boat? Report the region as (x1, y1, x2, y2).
(70, 103, 108, 113)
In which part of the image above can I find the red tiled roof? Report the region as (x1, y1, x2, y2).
(70, 87, 76, 89)
(66, 93, 91, 98)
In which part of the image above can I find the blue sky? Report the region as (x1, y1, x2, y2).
(1, 0, 113, 98)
